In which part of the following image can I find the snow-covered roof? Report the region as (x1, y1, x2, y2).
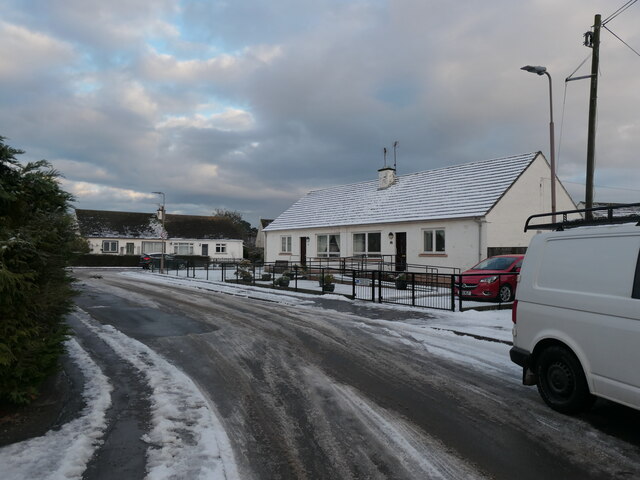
(265, 152, 541, 231)
(75, 209, 244, 240)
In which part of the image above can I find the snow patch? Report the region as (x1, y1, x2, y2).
(75, 310, 239, 480)
(0, 338, 112, 480)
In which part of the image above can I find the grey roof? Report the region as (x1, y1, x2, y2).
(265, 152, 541, 231)
(75, 209, 244, 240)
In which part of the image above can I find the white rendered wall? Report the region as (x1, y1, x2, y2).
(485, 154, 576, 251)
(264, 217, 483, 271)
(86, 237, 243, 259)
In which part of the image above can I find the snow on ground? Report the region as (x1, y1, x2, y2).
(1, 269, 515, 479)
(122, 270, 517, 383)
(1, 338, 112, 480)
(311, 368, 487, 479)
(74, 309, 240, 480)
(124, 269, 514, 345)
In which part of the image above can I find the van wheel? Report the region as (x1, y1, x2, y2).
(536, 346, 594, 414)
(498, 284, 513, 302)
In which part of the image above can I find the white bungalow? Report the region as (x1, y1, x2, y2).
(75, 209, 244, 261)
(263, 152, 576, 271)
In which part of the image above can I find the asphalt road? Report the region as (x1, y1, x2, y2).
(71, 269, 640, 479)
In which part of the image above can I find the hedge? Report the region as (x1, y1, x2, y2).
(72, 254, 140, 267)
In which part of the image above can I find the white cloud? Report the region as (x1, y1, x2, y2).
(2, 0, 639, 227)
(157, 108, 254, 131)
(0, 22, 75, 80)
(139, 44, 283, 85)
(61, 179, 155, 202)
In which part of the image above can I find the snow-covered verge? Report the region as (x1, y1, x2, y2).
(75, 310, 240, 480)
(0, 309, 240, 480)
(0, 338, 112, 480)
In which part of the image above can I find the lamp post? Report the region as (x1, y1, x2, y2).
(152, 191, 166, 273)
(521, 65, 557, 221)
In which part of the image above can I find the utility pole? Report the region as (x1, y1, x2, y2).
(585, 14, 601, 218)
(152, 191, 166, 273)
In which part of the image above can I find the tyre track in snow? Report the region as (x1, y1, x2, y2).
(75, 270, 640, 479)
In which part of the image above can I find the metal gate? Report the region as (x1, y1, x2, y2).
(353, 270, 455, 311)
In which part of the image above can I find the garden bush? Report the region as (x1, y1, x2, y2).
(0, 137, 84, 404)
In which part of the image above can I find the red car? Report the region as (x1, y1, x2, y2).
(458, 255, 524, 302)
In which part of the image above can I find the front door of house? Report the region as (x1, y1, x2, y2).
(202, 244, 209, 256)
(300, 237, 307, 267)
(395, 232, 407, 271)
(126, 242, 135, 255)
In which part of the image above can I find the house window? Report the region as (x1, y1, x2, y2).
(353, 232, 381, 255)
(142, 241, 164, 253)
(281, 236, 292, 253)
(317, 234, 340, 257)
(216, 243, 227, 254)
(102, 240, 118, 253)
(174, 242, 194, 255)
(423, 229, 446, 253)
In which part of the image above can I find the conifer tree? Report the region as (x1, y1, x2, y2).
(0, 137, 83, 404)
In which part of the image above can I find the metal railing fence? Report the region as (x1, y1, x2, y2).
(149, 260, 516, 312)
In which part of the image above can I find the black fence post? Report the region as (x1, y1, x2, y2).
(371, 271, 375, 302)
(352, 270, 356, 298)
(378, 270, 382, 303)
(411, 272, 416, 307)
(294, 265, 298, 291)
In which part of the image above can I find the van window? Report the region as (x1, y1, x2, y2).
(538, 236, 639, 298)
(633, 248, 640, 300)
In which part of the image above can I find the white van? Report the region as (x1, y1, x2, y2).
(510, 204, 640, 414)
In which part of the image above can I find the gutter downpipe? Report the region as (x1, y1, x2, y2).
(475, 217, 486, 263)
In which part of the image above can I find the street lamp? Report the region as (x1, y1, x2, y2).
(521, 65, 557, 221)
(152, 191, 166, 273)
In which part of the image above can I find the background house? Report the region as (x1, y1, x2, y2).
(263, 152, 576, 271)
(75, 209, 244, 261)
(255, 219, 273, 250)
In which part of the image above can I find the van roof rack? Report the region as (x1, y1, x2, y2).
(524, 203, 640, 232)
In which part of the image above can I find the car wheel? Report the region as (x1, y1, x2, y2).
(498, 284, 513, 302)
(536, 345, 594, 414)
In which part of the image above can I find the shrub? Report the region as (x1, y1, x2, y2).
(0, 137, 83, 405)
(73, 254, 140, 267)
(318, 274, 334, 286)
(395, 273, 408, 290)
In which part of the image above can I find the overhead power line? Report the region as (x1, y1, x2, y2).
(562, 180, 640, 194)
(602, 0, 637, 25)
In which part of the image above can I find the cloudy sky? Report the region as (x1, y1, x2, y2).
(2, 0, 639, 226)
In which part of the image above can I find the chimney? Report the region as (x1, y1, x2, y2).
(378, 166, 396, 189)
